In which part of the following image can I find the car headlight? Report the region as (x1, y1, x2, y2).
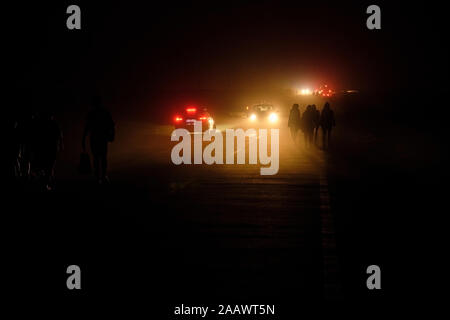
(268, 113, 278, 122)
(250, 113, 257, 121)
(208, 118, 214, 129)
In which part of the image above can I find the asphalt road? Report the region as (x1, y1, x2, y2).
(8, 110, 407, 312)
(105, 116, 333, 302)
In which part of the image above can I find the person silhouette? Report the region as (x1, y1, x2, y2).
(312, 104, 320, 144)
(9, 113, 20, 180)
(16, 111, 35, 179)
(82, 96, 115, 184)
(302, 105, 315, 148)
(320, 102, 336, 149)
(288, 104, 301, 142)
(30, 111, 63, 190)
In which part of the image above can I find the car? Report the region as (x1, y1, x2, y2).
(247, 103, 279, 124)
(173, 106, 215, 131)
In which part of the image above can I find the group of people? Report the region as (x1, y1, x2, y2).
(288, 102, 336, 149)
(11, 97, 115, 190)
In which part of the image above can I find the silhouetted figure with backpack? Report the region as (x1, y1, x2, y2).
(288, 104, 301, 142)
(82, 96, 115, 184)
(302, 105, 315, 148)
(320, 102, 335, 149)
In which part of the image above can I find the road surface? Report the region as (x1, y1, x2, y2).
(8, 113, 384, 311)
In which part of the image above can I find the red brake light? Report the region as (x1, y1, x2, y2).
(199, 116, 207, 120)
(186, 107, 197, 113)
(175, 116, 183, 122)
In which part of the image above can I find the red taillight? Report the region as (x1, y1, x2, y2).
(175, 116, 183, 122)
(186, 107, 197, 114)
(199, 116, 207, 120)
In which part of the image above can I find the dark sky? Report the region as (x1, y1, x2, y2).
(7, 1, 449, 113)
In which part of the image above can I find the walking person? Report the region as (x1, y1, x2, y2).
(30, 111, 63, 190)
(288, 104, 301, 142)
(82, 96, 115, 184)
(16, 111, 34, 179)
(320, 102, 335, 150)
(9, 115, 21, 180)
(312, 104, 320, 145)
(302, 105, 315, 148)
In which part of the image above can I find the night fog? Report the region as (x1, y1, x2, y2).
(9, 1, 448, 118)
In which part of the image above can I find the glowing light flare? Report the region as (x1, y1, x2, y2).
(298, 88, 312, 95)
(268, 112, 278, 123)
(314, 85, 335, 97)
(250, 113, 257, 121)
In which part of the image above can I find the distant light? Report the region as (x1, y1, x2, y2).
(250, 113, 257, 121)
(298, 88, 312, 95)
(268, 113, 278, 123)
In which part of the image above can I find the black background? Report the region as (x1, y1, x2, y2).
(5, 0, 449, 316)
